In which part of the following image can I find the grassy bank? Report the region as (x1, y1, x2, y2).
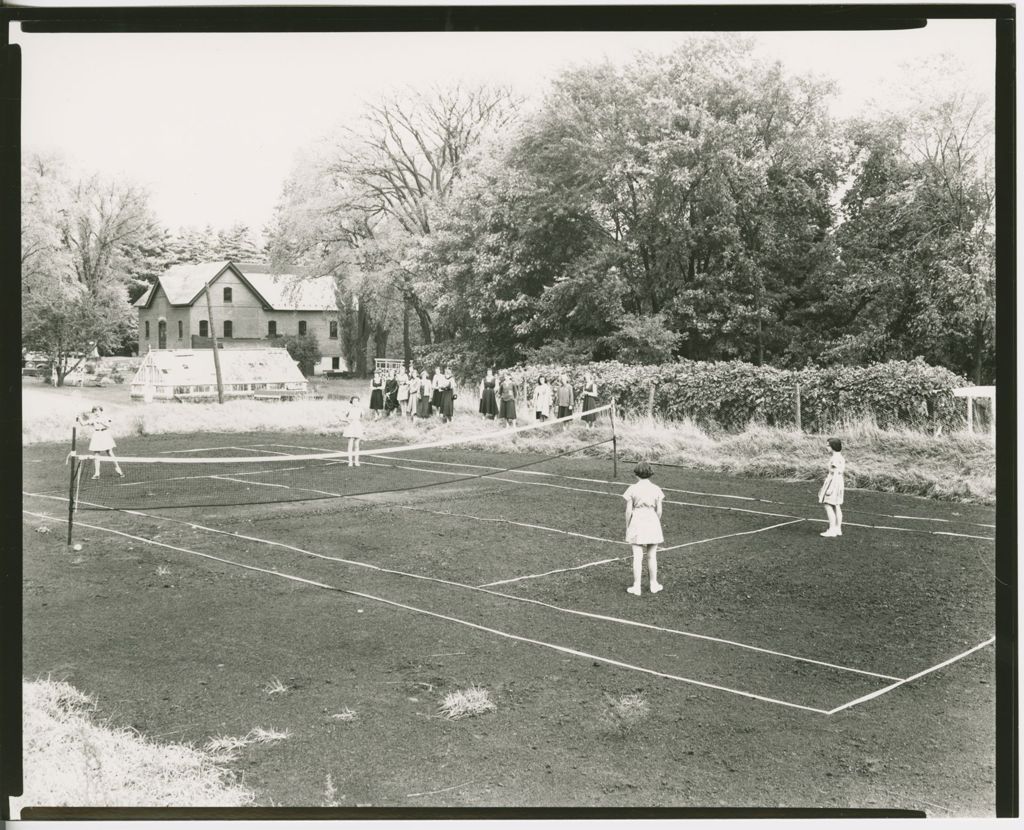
(13, 679, 255, 811)
(23, 387, 995, 505)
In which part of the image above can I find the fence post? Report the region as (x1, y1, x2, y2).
(610, 397, 619, 478)
(647, 384, 656, 418)
(966, 395, 974, 434)
(795, 383, 802, 432)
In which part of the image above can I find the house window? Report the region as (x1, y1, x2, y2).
(177, 320, 183, 339)
(223, 320, 233, 338)
(298, 320, 307, 336)
(223, 287, 232, 303)
(144, 321, 150, 338)
(329, 320, 338, 339)
(268, 321, 277, 337)
(199, 320, 208, 337)
(332, 357, 340, 371)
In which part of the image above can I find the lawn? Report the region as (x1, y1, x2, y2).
(20, 428, 996, 813)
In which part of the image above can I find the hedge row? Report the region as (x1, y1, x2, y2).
(502, 358, 971, 432)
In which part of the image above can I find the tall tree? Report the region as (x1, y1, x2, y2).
(420, 39, 840, 365)
(819, 69, 995, 382)
(22, 154, 158, 380)
(267, 85, 519, 373)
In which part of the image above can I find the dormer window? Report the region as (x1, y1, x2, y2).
(223, 287, 233, 303)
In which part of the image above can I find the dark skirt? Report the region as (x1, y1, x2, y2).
(499, 399, 517, 421)
(479, 387, 498, 417)
(431, 388, 442, 410)
(582, 394, 599, 422)
(369, 388, 384, 410)
(416, 395, 432, 418)
(440, 388, 455, 418)
(384, 383, 400, 412)
(557, 405, 573, 419)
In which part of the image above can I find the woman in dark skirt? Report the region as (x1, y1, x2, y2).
(416, 370, 433, 419)
(369, 370, 385, 419)
(383, 369, 400, 415)
(581, 372, 599, 428)
(479, 368, 498, 419)
(430, 366, 443, 414)
(498, 372, 517, 428)
(438, 367, 456, 423)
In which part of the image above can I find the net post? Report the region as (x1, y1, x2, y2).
(610, 397, 619, 478)
(66, 455, 78, 546)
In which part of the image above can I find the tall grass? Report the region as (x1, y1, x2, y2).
(13, 679, 255, 811)
(24, 387, 995, 504)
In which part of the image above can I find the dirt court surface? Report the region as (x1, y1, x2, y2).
(22, 430, 996, 812)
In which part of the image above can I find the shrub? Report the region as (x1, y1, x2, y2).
(281, 334, 322, 377)
(509, 357, 969, 433)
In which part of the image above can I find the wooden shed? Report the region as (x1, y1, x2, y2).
(130, 348, 309, 402)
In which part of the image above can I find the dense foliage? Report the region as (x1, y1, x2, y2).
(407, 42, 994, 384)
(504, 358, 969, 432)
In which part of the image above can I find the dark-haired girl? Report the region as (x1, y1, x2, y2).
(383, 370, 400, 416)
(438, 367, 456, 423)
(369, 371, 385, 420)
(498, 373, 517, 428)
(818, 437, 846, 537)
(416, 370, 433, 419)
(623, 461, 664, 595)
(580, 373, 599, 428)
(479, 368, 498, 420)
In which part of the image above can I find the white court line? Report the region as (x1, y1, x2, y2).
(393, 504, 629, 547)
(22, 508, 831, 714)
(826, 637, 996, 714)
(158, 446, 290, 455)
(478, 518, 806, 586)
(659, 518, 806, 551)
(210, 476, 346, 499)
(26, 492, 899, 681)
(267, 443, 994, 529)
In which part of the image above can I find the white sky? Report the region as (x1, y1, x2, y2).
(12, 21, 995, 237)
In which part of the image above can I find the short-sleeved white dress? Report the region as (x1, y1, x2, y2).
(343, 406, 365, 439)
(623, 478, 665, 545)
(87, 417, 116, 452)
(817, 452, 846, 506)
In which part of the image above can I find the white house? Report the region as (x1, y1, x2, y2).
(134, 261, 347, 374)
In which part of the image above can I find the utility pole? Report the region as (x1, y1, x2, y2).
(204, 279, 225, 404)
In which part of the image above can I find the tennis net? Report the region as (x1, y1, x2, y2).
(66, 404, 615, 513)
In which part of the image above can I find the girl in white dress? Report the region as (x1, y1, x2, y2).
(343, 396, 365, 467)
(396, 368, 410, 417)
(533, 375, 553, 421)
(818, 437, 846, 537)
(78, 406, 124, 479)
(623, 461, 664, 595)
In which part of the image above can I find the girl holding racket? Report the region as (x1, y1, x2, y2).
(623, 461, 664, 595)
(78, 406, 124, 479)
(818, 437, 846, 537)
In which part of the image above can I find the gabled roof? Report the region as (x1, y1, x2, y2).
(130, 347, 308, 388)
(135, 261, 337, 312)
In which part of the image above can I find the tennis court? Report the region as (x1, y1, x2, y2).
(24, 416, 995, 723)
